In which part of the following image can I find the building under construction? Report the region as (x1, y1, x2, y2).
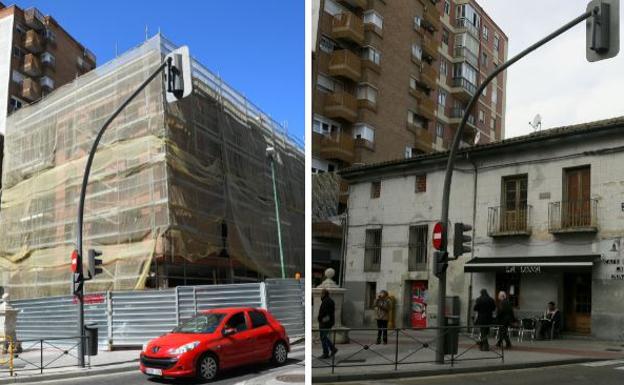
(0, 35, 304, 299)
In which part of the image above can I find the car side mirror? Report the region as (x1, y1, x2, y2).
(222, 327, 236, 337)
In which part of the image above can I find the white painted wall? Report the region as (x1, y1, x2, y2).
(0, 14, 14, 135)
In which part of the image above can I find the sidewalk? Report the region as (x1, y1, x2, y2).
(312, 329, 624, 382)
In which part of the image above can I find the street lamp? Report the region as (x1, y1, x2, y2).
(266, 145, 286, 279)
(435, 1, 619, 364)
(73, 46, 193, 367)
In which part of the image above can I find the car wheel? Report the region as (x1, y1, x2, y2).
(198, 353, 219, 381)
(272, 341, 288, 365)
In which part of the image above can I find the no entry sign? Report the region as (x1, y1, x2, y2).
(433, 222, 444, 250)
(71, 250, 79, 273)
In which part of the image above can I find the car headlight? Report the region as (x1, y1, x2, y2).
(142, 343, 149, 352)
(168, 341, 200, 355)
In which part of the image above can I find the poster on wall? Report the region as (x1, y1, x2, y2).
(411, 281, 428, 329)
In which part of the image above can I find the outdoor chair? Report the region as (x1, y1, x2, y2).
(517, 318, 536, 342)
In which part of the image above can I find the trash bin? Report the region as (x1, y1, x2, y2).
(84, 323, 98, 356)
(444, 315, 460, 355)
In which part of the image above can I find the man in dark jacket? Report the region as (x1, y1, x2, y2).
(474, 289, 496, 351)
(318, 289, 338, 358)
(496, 291, 514, 349)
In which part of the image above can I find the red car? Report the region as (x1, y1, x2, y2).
(140, 307, 289, 381)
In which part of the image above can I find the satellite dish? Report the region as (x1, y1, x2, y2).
(529, 114, 542, 131)
(474, 130, 481, 145)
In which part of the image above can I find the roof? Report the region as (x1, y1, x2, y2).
(339, 116, 624, 180)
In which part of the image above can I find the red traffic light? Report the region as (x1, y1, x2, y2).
(432, 222, 444, 250)
(71, 250, 79, 273)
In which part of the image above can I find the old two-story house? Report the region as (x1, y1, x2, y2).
(339, 117, 624, 339)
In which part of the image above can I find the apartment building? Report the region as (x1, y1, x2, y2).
(0, 35, 304, 298)
(339, 116, 624, 340)
(311, 0, 507, 283)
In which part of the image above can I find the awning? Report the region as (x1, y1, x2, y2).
(464, 255, 599, 273)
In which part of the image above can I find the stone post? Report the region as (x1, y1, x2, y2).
(312, 268, 350, 343)
(0, 293, 19, 353)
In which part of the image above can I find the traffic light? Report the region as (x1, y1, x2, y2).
(453, 222, 473, 258)
(87, 249, 103, 278)
(434, 251, 448, 278)
(73, 272, 84, 298)
(165, 46, 193, 103)
(586, 0, 620, 62)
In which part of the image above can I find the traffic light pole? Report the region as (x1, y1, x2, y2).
(75, 57, 171, 367)
(435, 9, 594, 364)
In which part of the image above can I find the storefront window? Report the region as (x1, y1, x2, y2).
(495, 273, 520, 307)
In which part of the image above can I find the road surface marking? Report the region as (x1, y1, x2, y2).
(580, 360, 624, 367)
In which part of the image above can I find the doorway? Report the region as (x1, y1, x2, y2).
(563, 273, 592, 334)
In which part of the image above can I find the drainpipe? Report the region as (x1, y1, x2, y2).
(466, 153, 478, 327)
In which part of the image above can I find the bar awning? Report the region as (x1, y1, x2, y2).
(464, 255, 599, 273)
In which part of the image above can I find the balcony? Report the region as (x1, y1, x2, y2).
(488, 205, 532, 237)
(328, 50, 361, 82)
(455, 17, 479, 38)
(331, 12, 364, 45)
(337, 0, 367, 9)
(21, 77, 41, 101)
(449, 108, 477, 142)
(549, 199, 598, 234)
(22, 53, 41, 77)
(421, 63, 437, 90)
(451, 77, 477, 102)
(422, 3, 441, 32)
(324, 91, 358, 122)
(454, 46, 479, 68)
(411, 125, 433, 153)
(422, 36, 439, 62)
(24, 8, 45, 30)
(24, 29, 44, 53)
(319, 132, 355, 164)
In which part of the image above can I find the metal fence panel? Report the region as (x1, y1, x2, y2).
(265, 279, 305, 338)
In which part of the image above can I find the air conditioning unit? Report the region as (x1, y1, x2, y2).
(40, 76, 54, 90)
(41, 52, 55, 67)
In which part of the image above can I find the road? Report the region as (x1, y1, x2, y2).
(20, 345, 304, 385)
(322, 360, 624, 385)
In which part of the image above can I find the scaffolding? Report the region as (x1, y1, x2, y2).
(0, 35, 304, 298)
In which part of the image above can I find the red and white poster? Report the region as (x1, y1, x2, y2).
(410, 281, 428, 329)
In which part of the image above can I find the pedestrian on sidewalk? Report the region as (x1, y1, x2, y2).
(474, 289, 496, 351)
(496, 291, 514, 349)
(374, 290, 391, 344)
(318, 289, 337, 359)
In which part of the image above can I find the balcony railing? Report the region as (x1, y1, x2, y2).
(23, 53, 41, 77)
(324, 91, 358, 122)
(454, 46, 479, 67)
(24, 29, 44, 53)
(455, 17, 479, 38)
(21, 77, 41, 101)
(24, 8, 45, 30)
(331, 12, 364, 45)
(451, 77, 477, 102)
(319, 132, 355, 164)
(549, 199, 598, 233)
(488, 205, 532, 237)
(328, 49, 361, 82)
(449, 107, 475, 125)
(422, 36, 439, 61)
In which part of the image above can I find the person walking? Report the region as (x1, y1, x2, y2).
(318, 289, 337, 359)
(473, 289, 496, 351)
(374, 290, 391, 344)
(496, 291, 514, 349)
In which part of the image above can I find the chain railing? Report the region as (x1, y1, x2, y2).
(312, 325, 504, 374)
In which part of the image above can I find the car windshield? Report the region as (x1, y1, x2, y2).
(172, 313, 225, 334)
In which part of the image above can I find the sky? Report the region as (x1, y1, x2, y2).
(13, 0, 304, 144)
(478, 0, 624, 139)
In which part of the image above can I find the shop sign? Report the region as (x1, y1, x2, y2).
(601, 255, 624, 280)
(505, 265, 541, 274)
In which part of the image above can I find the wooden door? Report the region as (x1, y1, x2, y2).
(501, 176, 527, 232)
(564, 167, 590, 227)
(563, 273, 592, 334)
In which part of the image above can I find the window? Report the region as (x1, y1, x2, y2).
(478, 110, 485, 124)
(319, 36, 335, 53)
(415, 174, 427, 193)
(249, 311, 268, 328)
(481, 51, 488, 67)
(436, 122, 444, 138)
(15, 23, 26, 36)
(501, 175, 528, 232)
(405, 146, 413, 159)
(357, 84, 378, 104)
(492, 87, 498, 105)
(411, 43, 423, 61)
(453, 62, 477, 85)
(365, 282, 377, 309)
(438, 89, 447, 107)
(563, 166, 591, 227)
(408, 225, 428, 270)
(44, 28, 56, 42)
(483, 85, 488, 97)
(362, 46, 381, 65)
(353, 123, 375, 142)
(370, 181, 381, 199)
(363, 10, 383, 30)
(491, 117, 496, 130)
(407, 110, 424, 128)
(444, 0, 451, 15)
(482, 25, 489, 41)
(440, 60, 447, 77)
(442, 29, 450, 45)
(225, 312, 248, 332)
(494, 35, 500, 51)
(173, 313, 225, 334)
(12, 46, 24, 59)
(324, 0, 344, 16)
(313, 115, 341, 136)
(9, 97, 23, 112)
(414, 16, 422, 29)
(364, 229, 382, 271)
(316, 74, 335, 93)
